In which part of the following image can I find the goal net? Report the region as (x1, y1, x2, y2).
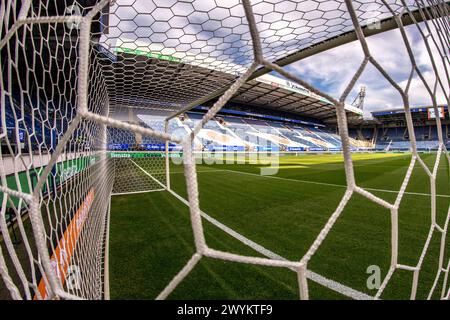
(0, 0, 449, 300)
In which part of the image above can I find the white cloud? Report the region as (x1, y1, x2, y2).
(286, 23, 449, 115)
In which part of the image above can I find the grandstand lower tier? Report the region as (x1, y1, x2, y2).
(3, 93, 449, 154)
(104, 109, 450, 153)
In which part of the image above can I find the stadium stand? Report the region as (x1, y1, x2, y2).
(1, 93, 72, 153)
(3, 85, 448, 154)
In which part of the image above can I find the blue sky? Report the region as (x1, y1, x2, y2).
(285, 24, 449, 118)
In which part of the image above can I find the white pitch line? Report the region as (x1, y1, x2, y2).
(128, 160, 372, 300)
(169, 166, 448, 197)
(130, 160, 167, 190)
(168, 169, 229, 174)
(220, 169, 450, 198)
(111, 188, 165, 196)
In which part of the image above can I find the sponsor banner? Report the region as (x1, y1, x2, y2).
(139, 144, 182, 151)
(257, 74, 310, 97)
(36, 189, 95, 299)
(309, 147, 326, 152)
(286, 147, 305, 152)
(329, 148, 342, 152)
(109, 152, 131, 158)
(108, 143, 182, 151)
(1, 155, 98, 207)
(56, 156, 96, 184)
(108, 143, 129, 150)
(109, 152, 182, 158)
(256, 146, 278, 151)
(206, 145, 245, 152)
(284, 80, 311, 97)
(140, 143, 166, 151)
(115, 47, 181, 63)
(257, 74, 335, 106)
(148, 144, 165, 151)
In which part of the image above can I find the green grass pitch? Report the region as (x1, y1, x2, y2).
(109, 152, 450, 300)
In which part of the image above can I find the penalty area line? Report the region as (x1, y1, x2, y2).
(222, 169, 450, 198)
(111, 188, 165, 196)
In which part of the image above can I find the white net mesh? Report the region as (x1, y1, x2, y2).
(0, 0, 449, 300)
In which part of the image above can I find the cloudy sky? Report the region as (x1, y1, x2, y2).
(285, 24, 449, 118)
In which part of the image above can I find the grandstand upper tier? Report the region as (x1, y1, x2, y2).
(347, 105, 450, 151)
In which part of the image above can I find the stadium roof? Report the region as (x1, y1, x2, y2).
(92, 0, 447, 124)
(372, 105, 449, 124)
(98, 41, 364, 123)
(100, 44, 362, 122)
(232, 74, 363, 120)
(372, 105, 449, 117)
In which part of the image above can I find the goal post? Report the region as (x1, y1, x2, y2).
(0, 0, 449, 300)
(164, 119, 171, 191)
